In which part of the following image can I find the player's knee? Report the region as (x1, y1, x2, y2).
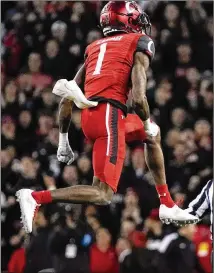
(94, 184, 114, 205)
(100, 189, 114, 205)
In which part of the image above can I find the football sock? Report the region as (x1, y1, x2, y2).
(31, 190, 52, 204)
(155, 184, 174, 208)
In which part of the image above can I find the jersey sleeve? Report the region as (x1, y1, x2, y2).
(186, 180, 212, 219)
(135, 35, 155, 63)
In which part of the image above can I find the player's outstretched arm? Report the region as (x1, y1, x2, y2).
(131, 52, 157, 137)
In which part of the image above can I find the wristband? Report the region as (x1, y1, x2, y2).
(59, 133, 69, 147)
(144, 119, 151, 130)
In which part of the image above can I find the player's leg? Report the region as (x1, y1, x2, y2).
(49, 183, 112, 205)
(47, 164, 115, 205)
(125, 114, 173, 206)
(35, 103, 126, 203)
(144, 130, 174, 204)
(92, 176, 114, 203)
(16, 177, 113, 234)
(16, 153, 114, 233)
(125, 114, 198, 225)
(91, 123, 126, 201)
(16, 104, 125, 233)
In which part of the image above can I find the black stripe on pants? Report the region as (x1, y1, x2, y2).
(110, 107, 118, 165)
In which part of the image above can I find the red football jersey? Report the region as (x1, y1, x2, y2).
(84, 33, 155, 105)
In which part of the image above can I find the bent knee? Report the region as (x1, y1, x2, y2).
(100, 188, 114, 205)
(94, 183, 114, 205)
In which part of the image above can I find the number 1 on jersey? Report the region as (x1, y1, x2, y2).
(93, 43, 107, 75)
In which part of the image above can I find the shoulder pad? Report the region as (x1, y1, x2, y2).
(136, 35, 155, 62)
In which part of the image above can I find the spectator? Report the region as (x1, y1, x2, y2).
(2, 80, 20, 119)
(171, 108, 189, 130)
(120, 219, 136, 239)
(90, 228, 119, 273)
(37, 113, 54, 139)
(87, 215, 102, 233)
(49, 209, 91, 273)
(15, 156, 42, 192)
(16, 110, 37, 156)
(8, 246, 25, 273)
(7, 229, 26, 273)
(121, 189, 142, 226)
(199, 83, 213, 122)
(119, 147, 146, 192)
(51, 20, 69, 53)
(18, 52, 53, 89)
(86, 29, 102, 45)
(43, 39, 67, 80)
(61, 165, 79, 187)
(1, 148, 18, 199)
(166, 142, 195, 191)
(116, 237, 133, 273)
(193, 224, 212, 273)
(1, 116, 17, 149)
(165, 129, 181, 148)
(159, 224, 204, 273)
(151, 85, 172, 137)
(77, 155, 93, 185)
(120, 148, 158, 216)
(35, 87, 58, 114)
(2, 22, 23, 76)
(194, 119, 211, 142)
(36, 127, 60, 176)
(1, 149, 14, 180)
(145, 208, 164, 248)
(24, 208, 53, 273)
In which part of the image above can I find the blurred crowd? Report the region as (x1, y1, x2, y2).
(1, 1, 213, 273)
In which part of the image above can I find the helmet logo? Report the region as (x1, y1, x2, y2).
(125, 2, 135, 13)
(148, 40, 154, 53)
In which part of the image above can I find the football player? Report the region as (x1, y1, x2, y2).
(16, 1, 198, 233)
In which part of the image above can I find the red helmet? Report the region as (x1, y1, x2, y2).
(100, 1, 151, 36)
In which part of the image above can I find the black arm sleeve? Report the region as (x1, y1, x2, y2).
(136, 35, 155, 63)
